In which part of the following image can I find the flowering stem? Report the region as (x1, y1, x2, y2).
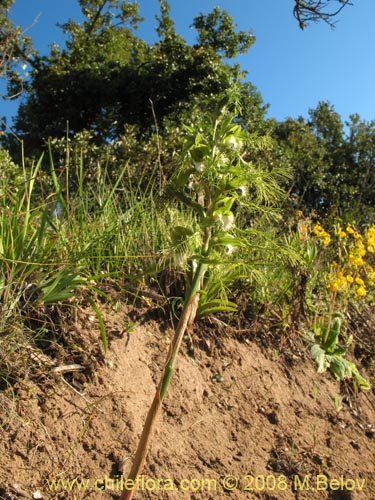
(119, 259, 207, 500)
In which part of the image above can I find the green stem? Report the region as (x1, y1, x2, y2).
(119, 261, 207, 500)
(159, 260, 207, 400)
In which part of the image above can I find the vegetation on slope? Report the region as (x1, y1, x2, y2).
(0, 0, 373, 469)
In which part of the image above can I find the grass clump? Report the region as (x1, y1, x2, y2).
(0, 140, 172, 391)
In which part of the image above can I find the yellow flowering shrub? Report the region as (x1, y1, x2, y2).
(312, 221, 375, 300)
(293, 213, 372, 389)
(312, 222, 331, 246)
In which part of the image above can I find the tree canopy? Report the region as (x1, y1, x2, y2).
(7, 0, 265, 153)
(0, 0, 354, 104)
(2, 0, 373, 225)
(274, 102, 375, 221)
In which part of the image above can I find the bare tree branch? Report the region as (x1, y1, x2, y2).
(293, 0, 352, 29)
(0, 2, 37, 99)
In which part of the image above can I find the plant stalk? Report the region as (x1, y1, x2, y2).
(119, 262, 206, 500)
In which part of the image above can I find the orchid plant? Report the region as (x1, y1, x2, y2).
(120, 91, 292, 500)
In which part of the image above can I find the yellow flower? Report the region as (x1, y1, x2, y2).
(328, 270, 348, 292)
(348, 253, 363, 267)
(356, 241, 366, 257)
(328, 281, 340, 292)
(356, 286, 367, 298)
(353, 256, 364, 267)
(346, 224, 355, 235)
(346, 274, 354, 283)
(323, 235, 331, 246)
(366, 225, 375, 251)
(313, 223, 324, 236)
(355, 276, 365, 286)
(336, 226, 346, 238)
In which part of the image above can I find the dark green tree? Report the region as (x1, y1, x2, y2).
(10, 0, 264, 155)
(342, 114, 375, 221)
(275, 102, 375, 222)
(192, 6, 255, 58)
(274, 115, 329, 214)
(12, 0, 147, 149)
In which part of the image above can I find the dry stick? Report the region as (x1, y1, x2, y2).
(120, 270, 204, 500)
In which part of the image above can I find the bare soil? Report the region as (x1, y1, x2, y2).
(1, 298, 374, 500)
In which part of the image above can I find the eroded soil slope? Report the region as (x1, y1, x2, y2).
(1, 302, 374, 500)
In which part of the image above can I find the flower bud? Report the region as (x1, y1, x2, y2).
(194, 161, 205, 172)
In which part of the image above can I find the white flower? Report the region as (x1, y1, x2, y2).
(215, 213, 235, 230)
(226, 136, 243, 151)
(187, 174, 196, 191)
(194, 161, 205, 172)
(225, 244, 235, 255)
(221, 214, 235, 230)
(237, 185, 246, 197)
(218, 154, 229, 166)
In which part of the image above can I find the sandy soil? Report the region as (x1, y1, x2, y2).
(0, 299, 374, 500)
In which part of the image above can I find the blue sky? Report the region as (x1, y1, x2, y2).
(2, 0, 375, 126)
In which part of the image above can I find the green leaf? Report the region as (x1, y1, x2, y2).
(328, 355, 354, 380)
(351, 366, 371, 390)
(197, 298, 237, 318)
(38, 269, 86, 304)
(324, 316, 341, 353)
(311, 344, 330, 373)
(170, 226, 194, 246)
(213, 233, 244, 248)
(227, 176, 247, 191)
(173, 168, 195, 190)
(311, 343, 370, 390)
(213, 196, 235, 213)
(190, 144, 209, 162)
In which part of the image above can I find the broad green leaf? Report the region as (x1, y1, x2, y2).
(329, 355, 353, 380)
(324, 316, 341, 353)
(310, 344, 329, 373)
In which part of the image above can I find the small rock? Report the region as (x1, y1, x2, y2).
(267, 411, 279, 425)
(365, 428, 375, 439)
(211, 372, 222, 383)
